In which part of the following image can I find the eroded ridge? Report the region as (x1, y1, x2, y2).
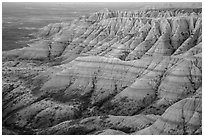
(2, 8, 202, 135)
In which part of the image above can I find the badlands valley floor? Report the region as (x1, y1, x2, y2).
(2, 8, 202, 135)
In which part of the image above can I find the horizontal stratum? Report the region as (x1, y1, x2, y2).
(2, 8, 202, 135)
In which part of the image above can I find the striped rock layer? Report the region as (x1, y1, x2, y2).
(3, 8, 202, 135)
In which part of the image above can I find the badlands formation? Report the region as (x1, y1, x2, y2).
(2, 8, 202, 135)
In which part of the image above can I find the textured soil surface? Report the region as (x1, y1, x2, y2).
(2, 8, 202, 135)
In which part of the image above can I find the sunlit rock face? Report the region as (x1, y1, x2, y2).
(134, 96, 202, 135)
(2, 8, 202, 135)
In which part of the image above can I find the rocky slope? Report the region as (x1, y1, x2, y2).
(2, 8, 202, 135)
